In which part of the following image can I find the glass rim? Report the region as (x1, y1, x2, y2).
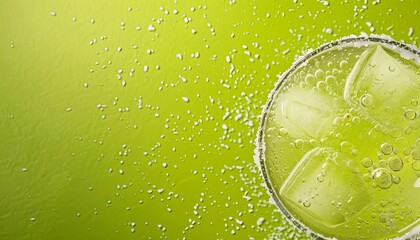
(255, 34, 420, 240)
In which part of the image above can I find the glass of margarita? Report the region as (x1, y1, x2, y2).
(257, 35, 420, 240)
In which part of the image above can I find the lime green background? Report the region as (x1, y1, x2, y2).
(0, 0, 419, 239)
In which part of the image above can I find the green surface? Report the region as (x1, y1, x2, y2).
(0, 0, 419, 239)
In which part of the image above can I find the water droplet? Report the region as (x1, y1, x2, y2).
(148, 25, 156, 31)
(256, 217, 265, 226)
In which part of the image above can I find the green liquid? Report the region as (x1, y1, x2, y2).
(262, 40, 420, 239)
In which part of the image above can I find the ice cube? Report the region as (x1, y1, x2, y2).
(273, 88, 336, 139)
(280, 147, 372, 228)
(344, 45, 420, 128)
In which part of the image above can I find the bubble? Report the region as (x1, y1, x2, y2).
(388, 156, 403, 171)
(404, 109, 417, 120)
(390, 129, 402, 138)
(279, 128, 288, 136)
(317, 174, 325, 182)
(347, 159, 360, 173)
(294, 139, 304, 149)
(403, 148, 411, 156)
(392, 175, 401, 184)
(404, 127, 413, 135)
(305, 74, 315, 85)
(361, 158, 373, 168)
(315, 69, 325, 80)
(309, 139, 319, 147)
(351, 116, 361, 125)
(360, 94, 374, 108)
(325, 75, 336, 84)
(379, 160, 388, 168)
(388, 66, 395, 72)
(363, 173, 372, 182)
(303, 199, 311, 208)
(317, 81, 326, 89)
(412, 149, 420, 160)
(380, 143, 393, 155)
(413, 161, 420, 171)
(340, 141, 354, 153)
(340, 60, 348, 69)
(372, 168, 393, 189)
(379, 213, 387, 223)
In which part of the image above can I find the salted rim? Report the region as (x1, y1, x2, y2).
(254, 33, 420, 240)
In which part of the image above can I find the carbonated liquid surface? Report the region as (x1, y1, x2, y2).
(263, 42, 420, 240)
